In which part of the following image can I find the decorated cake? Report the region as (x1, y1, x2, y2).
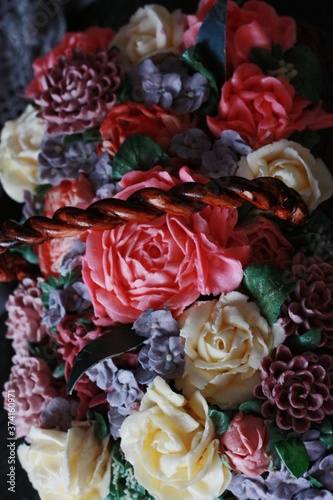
(1, 1, 333, 498)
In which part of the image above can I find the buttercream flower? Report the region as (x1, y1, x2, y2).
(120, 376, 232, 500)
(37, 175, 95, 277)
(3, 355, 57, 438)
(26, 26, 115, 97)
(100, 101, 195, 156)
(82, 167, 249, 324)
(112, 4, 185, 69)
(5, 277, 48, 357)
(220, 412, 271, 476)
(254, 345, 333, 432)
(176, 292, 285, 409)
(34, 48, 122, 136)
(18, 421, 112, 500)
(0, 105, 46, 202)
(207, 63, 333, 149)
(237, 139, 333, 211)
(183, 0, 217, 49)
(241, 215, 295, 267)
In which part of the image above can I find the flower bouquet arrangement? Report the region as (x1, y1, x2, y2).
(1, 0, 333, 498)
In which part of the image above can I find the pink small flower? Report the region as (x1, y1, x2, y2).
(220, 412, 271, 476)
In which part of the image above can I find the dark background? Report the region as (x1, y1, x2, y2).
(0, 1, 332, 498)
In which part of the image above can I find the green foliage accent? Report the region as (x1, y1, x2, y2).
(308, 476, 324, 488)
(289, 130, 321, 150)
(319, 418, 333, 451)
(87, 409, 109, 440)
(249, 46, 282, 72)
(286, 46, 323, 104)
(208, 408, 231, 436)
(52, 361, 65, 379)
(38, 267, 82, 311)
(285, 329, 321, 354)
(275, 438, 309, 478)
(112, 134, 171, 181)
(242, 264, 296, 324)
(34, 183, 53, 199)
(27, 340, 58, 368)
(63, 128, 101, 147)
(9, 245, 39, 265)
(238, 400, 262, 416)
(107, 442, 153, 499)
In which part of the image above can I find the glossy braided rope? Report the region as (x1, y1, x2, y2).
(0, 176, 309, 253)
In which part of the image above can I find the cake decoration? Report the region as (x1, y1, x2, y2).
(1, 1, 333, 498)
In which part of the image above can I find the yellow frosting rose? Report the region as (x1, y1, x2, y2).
(176, 292, 285, 409)
(0, 104, 45, 202)
(120, 376, 231, 500)
(17, 421, 112, 500)
(236, 139, 333, 212)
(112, 5, 184, 69)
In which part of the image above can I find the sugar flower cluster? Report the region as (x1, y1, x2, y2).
(1, 1, 333, 499)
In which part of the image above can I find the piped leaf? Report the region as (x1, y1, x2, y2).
(285, 329, 321, 354)
(238, 400, 262, 415)
(286, 46, 323, 104)
(242, 264, 297, 324)
(67, 323, 144, 394)
(208, 408, 231, 435)
(275, 438, 309, 478)
(112, 134, 170, 181)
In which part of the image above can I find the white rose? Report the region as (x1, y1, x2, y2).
(112, 4, 185, 69)
(176, 292, 285, 409)
(0, 104, 46, 202)
(236, 139, 333, 212)
(17, 422, 111, 500)
(120, 376, 231, 500)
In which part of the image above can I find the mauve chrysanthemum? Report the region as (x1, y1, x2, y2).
(281, 254, 333, 347)
(34, 48, 122, 135)
(6, 277, 49, 356)
(254, 345, 333, 433)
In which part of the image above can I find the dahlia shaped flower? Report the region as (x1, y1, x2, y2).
(34, 48, 122, 136)
(254, 345, 333, 433)
(281, 255, 333, 348)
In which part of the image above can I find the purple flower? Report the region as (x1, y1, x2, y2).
(42, 289, 67, 327)
(88, 151, 115, 192)
(59, 240, 86, 275)
(133, 308, 179, 339)
(63, 281, 92, 313)
(87, 357, 118, 391)
(173, 73, 210, 114)
(23, 190, 45, 219)
(40, 397, 78, 431)
(38, 134, 99, 185)
(108, 401, 140, 440)
(307, 453, 333, 491)
(170, 128, 212, 166)
(107, 369, 144, 408)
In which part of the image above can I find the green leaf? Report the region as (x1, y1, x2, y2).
(242, 264, 297, 324)
(112, 134, 171, 181)
(208, 408, 231, 435)
(238, 400, 262, 416)
(249, 47, 280, 72)
(9, 245, 39, 265)
(275, 438, 309, 478)
(87, 409, 109, 440)
(67, 324, 145, 394)
(34, 183, 52, 198)
(285, 329, 321, 354)
(289, 130, 321, 150)
(52, 362, 65, 379)
(285, 46, 323, 104)
(319, 418, 333, 451)
(308, 476, 324, 488)
(63, 128, 101, 147)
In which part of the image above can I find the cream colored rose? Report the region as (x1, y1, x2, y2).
(112, 4, 185, 69)
(0, 104, 46, 202)
(236, 139, 333, 212)
(17, 421, 112, 500)
(120, 376, 231, 500)
(176, 292, 285, 409)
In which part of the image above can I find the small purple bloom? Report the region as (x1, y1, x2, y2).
(42, 289, 67, 327)
(307, 453, 333, 491)
(107, 369, 144, 408)
(59, 240, 86, 275)
(219, 130, 252, 156)
(63, 281, 92, 313)
(108, 401, 140, 440)
(173, 73, 210, 114)
(40, 397, 78, 431)
(23, 190, 45, 219)
(138, 335, 185, 382)
(88, 152, 114, 192)
(133, 308, 179, 338)
(170, 128, 212, 166)
(87, 357, 118, 391)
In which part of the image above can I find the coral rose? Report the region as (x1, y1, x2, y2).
(100, 101, 195, 156)
(18, 422, 112, 500)
(237, 139, 333, 212)
(175, 292, 285, 409)
(207, 63, 333, 149)
(26, 26, 115, 97)
(82, 167, 249, 324)
(112, 4, 185, 69)
(220, 412, 271, 476)
(120, 376, 232, 500)
(38, 175, 95, 277)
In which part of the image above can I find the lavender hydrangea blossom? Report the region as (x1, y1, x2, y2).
(42, 289, 67, 327)
(87, 151, 119, 198)
(173, 73, 210, 114)
(38, 134, 99, 185)
(87, 357, 118, 391)
(59, 240, 86, 276)
(170, 128, 212, 166)
(40, 397, 79, 431)
(63, 281, 92, 313)
(107, 369, 144, 408)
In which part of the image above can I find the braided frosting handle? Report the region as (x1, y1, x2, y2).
(0, 176, 309, 254)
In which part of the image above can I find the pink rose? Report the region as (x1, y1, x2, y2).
(207, 63, 333, 149)
(226, 0, 296, 71)
(220, 412, 271, 476)
(26, 26, 115, 97)
(82, 167, 249, 324)
(37, 175, 95, 277)
(242, 216, 295, 267)
(183, 0, 217, 48)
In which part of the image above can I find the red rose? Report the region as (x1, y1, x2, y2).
(220, 412, 271, 476)
(100, 102, 195, 156)
(26, 26, 115, 97)
(82, 167, 249, 324)
(207, 63, 330, 149)
(38, 175, 95, 277)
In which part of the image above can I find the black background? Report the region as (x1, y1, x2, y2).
(0, 1, 332, 499)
